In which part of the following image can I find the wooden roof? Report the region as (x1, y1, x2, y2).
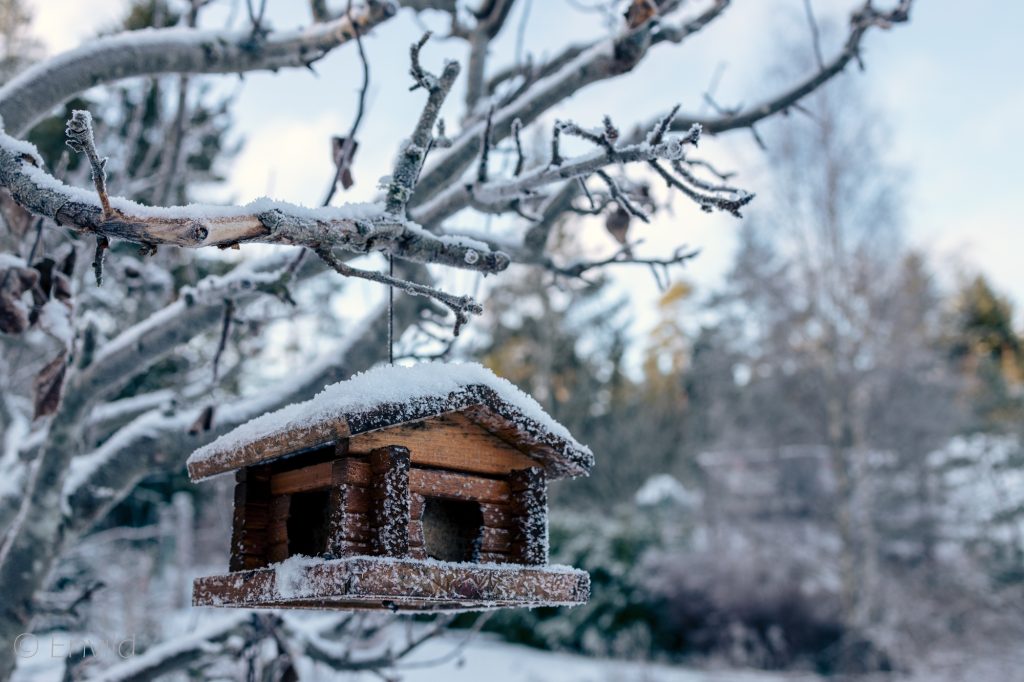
(187, 364, 594, 482)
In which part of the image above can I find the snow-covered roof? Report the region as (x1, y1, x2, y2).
(187, 362, 593, 481)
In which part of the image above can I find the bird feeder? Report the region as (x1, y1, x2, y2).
(187, 362, 593, 611)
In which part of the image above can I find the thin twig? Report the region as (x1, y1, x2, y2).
(803, 0, 826, 71)
(211, 299, 234, 383)
(323, 0, 370, 206)
(596, 170, 649, 223)
(65, 110, 112, 217)
(316, 247, 481, 336)
(92, 236, 109, 286)
(510, 117, 525, 176)
(477, 105, 495, 183)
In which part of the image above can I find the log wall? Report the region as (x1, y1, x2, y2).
(229, 437, 549, 571)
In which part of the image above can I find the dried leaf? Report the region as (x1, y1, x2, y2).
(0, 290, 30, 334)
(33, 350, 68, 419)
(605, 206, 633, 258)
(59, 248, 77, 277)
(0, 189, 33, 237)
(32, 257, 56, 305)
(52, 271, 73, 305)
(624, 0, 658, 29)
(0, 265, 38, 335)
(605, 206, 631, 245)
(13, 266, 39, 292)
(189, 405, 216, 435)
(331, 136, 359, 189)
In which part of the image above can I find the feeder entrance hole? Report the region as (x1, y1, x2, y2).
(421, 497, 483, 562)
(287, 489, 330, 557)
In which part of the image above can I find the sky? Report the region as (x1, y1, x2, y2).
(23, 0, 1024, 341)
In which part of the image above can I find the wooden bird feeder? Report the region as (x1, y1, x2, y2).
(187, 362, 593, 612)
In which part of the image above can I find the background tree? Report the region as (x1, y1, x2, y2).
(689, 73, 961, 635)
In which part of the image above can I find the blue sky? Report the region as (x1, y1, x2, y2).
(26, 1, 1024, 335)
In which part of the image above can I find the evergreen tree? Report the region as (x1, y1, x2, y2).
(947, 275, 1024, 430)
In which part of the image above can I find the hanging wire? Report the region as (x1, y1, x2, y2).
(388, 254, 395, 365)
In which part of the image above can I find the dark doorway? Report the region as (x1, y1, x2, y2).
(287, 490, 330, 557)
(421, 498, 483, 562)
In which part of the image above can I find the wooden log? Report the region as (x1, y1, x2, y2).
(408, 468, 510, 505)
(478, 551, 511, 564)
(368, 446, 411, 557)
(270, 461, 334, 495)
(480, 502, 515, 529)
(410, 492, 426, 521)
(349, 412, 537, 475)
(229, 467, 272, 572)
(408, 520, 424, 547)
(508, 467, 547, 566)
(333, 458, 372, 487)
(267, 494, 291, 564)
(481, 526, 512, 553)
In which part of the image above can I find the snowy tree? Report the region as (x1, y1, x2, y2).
(690, 74, 961, 638)
(0, 0, 915, 679)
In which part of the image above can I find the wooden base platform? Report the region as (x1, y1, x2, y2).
(193, 556, 590, 612)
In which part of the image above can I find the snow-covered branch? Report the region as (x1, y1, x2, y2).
(408, 1, 722, 206)
(412, 117, 721, 227)
(0, 130, 509, 273)
(0, 0, 399, 136)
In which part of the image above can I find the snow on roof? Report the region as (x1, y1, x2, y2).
(187, 361, 593, 481)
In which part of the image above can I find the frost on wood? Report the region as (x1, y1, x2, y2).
(369, 446, 411, 557)
(509, 468, 548, 566)
(194, 555, 589, 611)
(187, 361, 594, 481)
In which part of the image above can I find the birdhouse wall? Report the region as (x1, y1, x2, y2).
(227, 431, 550, 572)
(229, 466, 272, 571)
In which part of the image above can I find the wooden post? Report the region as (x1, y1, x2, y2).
(267, 494, 291, 563)
(509, 467, 547, 566)
(229, 466, 271, 571)
(368, 445, 411, 557)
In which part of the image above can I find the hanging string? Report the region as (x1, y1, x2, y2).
(388, 254, 394, 365)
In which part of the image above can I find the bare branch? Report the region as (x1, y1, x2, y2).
(387, 33, 461, 214)
(410, 0, 724, 207)
(477, 105, 495, 183)
(510, 117, 525, 176)
(803, 0, 826, 71)
(211, 299, 234, 384)
(323, 1, 371, 205)
(315, 247, 482, 336)
(661, 0, 914, 136)
(555, 242, 700, 279)
(64, 111, 111, 217)
(412, 120, 700, 226)
(596, 169, 649, 223)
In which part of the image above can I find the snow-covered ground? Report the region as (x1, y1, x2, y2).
(11, 617, 820, 682)
(338, 633, 820, 682)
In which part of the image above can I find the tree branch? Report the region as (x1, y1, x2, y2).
(0, 1, 398, 137)
(0, 128, 509, 274)
(659, 0, 914, 136)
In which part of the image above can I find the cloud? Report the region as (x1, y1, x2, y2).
(30, 0, 125, 55)
(225, 113, 345, 207)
